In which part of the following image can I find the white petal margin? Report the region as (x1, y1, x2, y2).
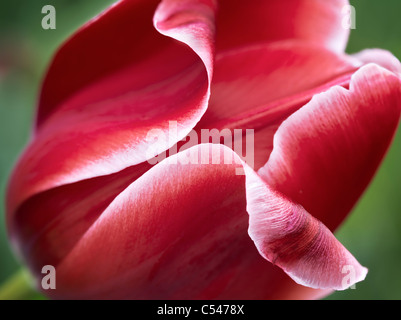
(244, 165, 368, 290)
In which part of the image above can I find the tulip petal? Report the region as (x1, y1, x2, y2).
(10, 163, 151, 272)
(353, 49, 401, 75)
(44, 144, 257, 299)
(258, 64, 401, 230)
(245, 167, 368, 290)
(36, 0, 161, 128)
(7, 0, 217, 217)
(196, 40, 361, 169)
(216, 0, 350, 53)
(7, 0, 400, 301)
(41, 144, 365, 299)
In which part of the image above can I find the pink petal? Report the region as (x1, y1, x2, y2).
(196, 40, 361, 169)
(37, 144, 363, 299)
(245, 166, 368, 290)
(10, 163, 151, 272)
(7, 0, 217, 219)
(258, 64, 401, 231)
(42, 144, 251, 299)
(39, 145, 320, 299)
(36, 0, 160, 128)
(216, 0, 350, 53)
(353, 49, 401, 75)
(7, 0, 399, 300)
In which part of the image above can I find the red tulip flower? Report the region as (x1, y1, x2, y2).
(6, 0, 401, 299)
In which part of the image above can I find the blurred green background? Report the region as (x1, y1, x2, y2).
(0, 0, 400, 300)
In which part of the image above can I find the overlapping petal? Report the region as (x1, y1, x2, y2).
(7, 0, 217, 229)
(216, 0, 350, 53)
(197, 40, 361, 169)
(5, 0, 401, 300)
(36, 0, 160, 128)
(245, 166, 368, 290)
(11, 164, 151, 272)
(258, 64, 401, 230)
(43, 144, 358, 299)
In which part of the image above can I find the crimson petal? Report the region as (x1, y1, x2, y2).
(216, 0, 350, 53)
(258, 64, 401, 231)
(196, 40, 361, 169)
(7, 0, 217, 220)
(41, 145, 366, 299)
(245, 166, 368, 290)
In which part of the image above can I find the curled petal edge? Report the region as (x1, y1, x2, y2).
(51, 143, 368, 296)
